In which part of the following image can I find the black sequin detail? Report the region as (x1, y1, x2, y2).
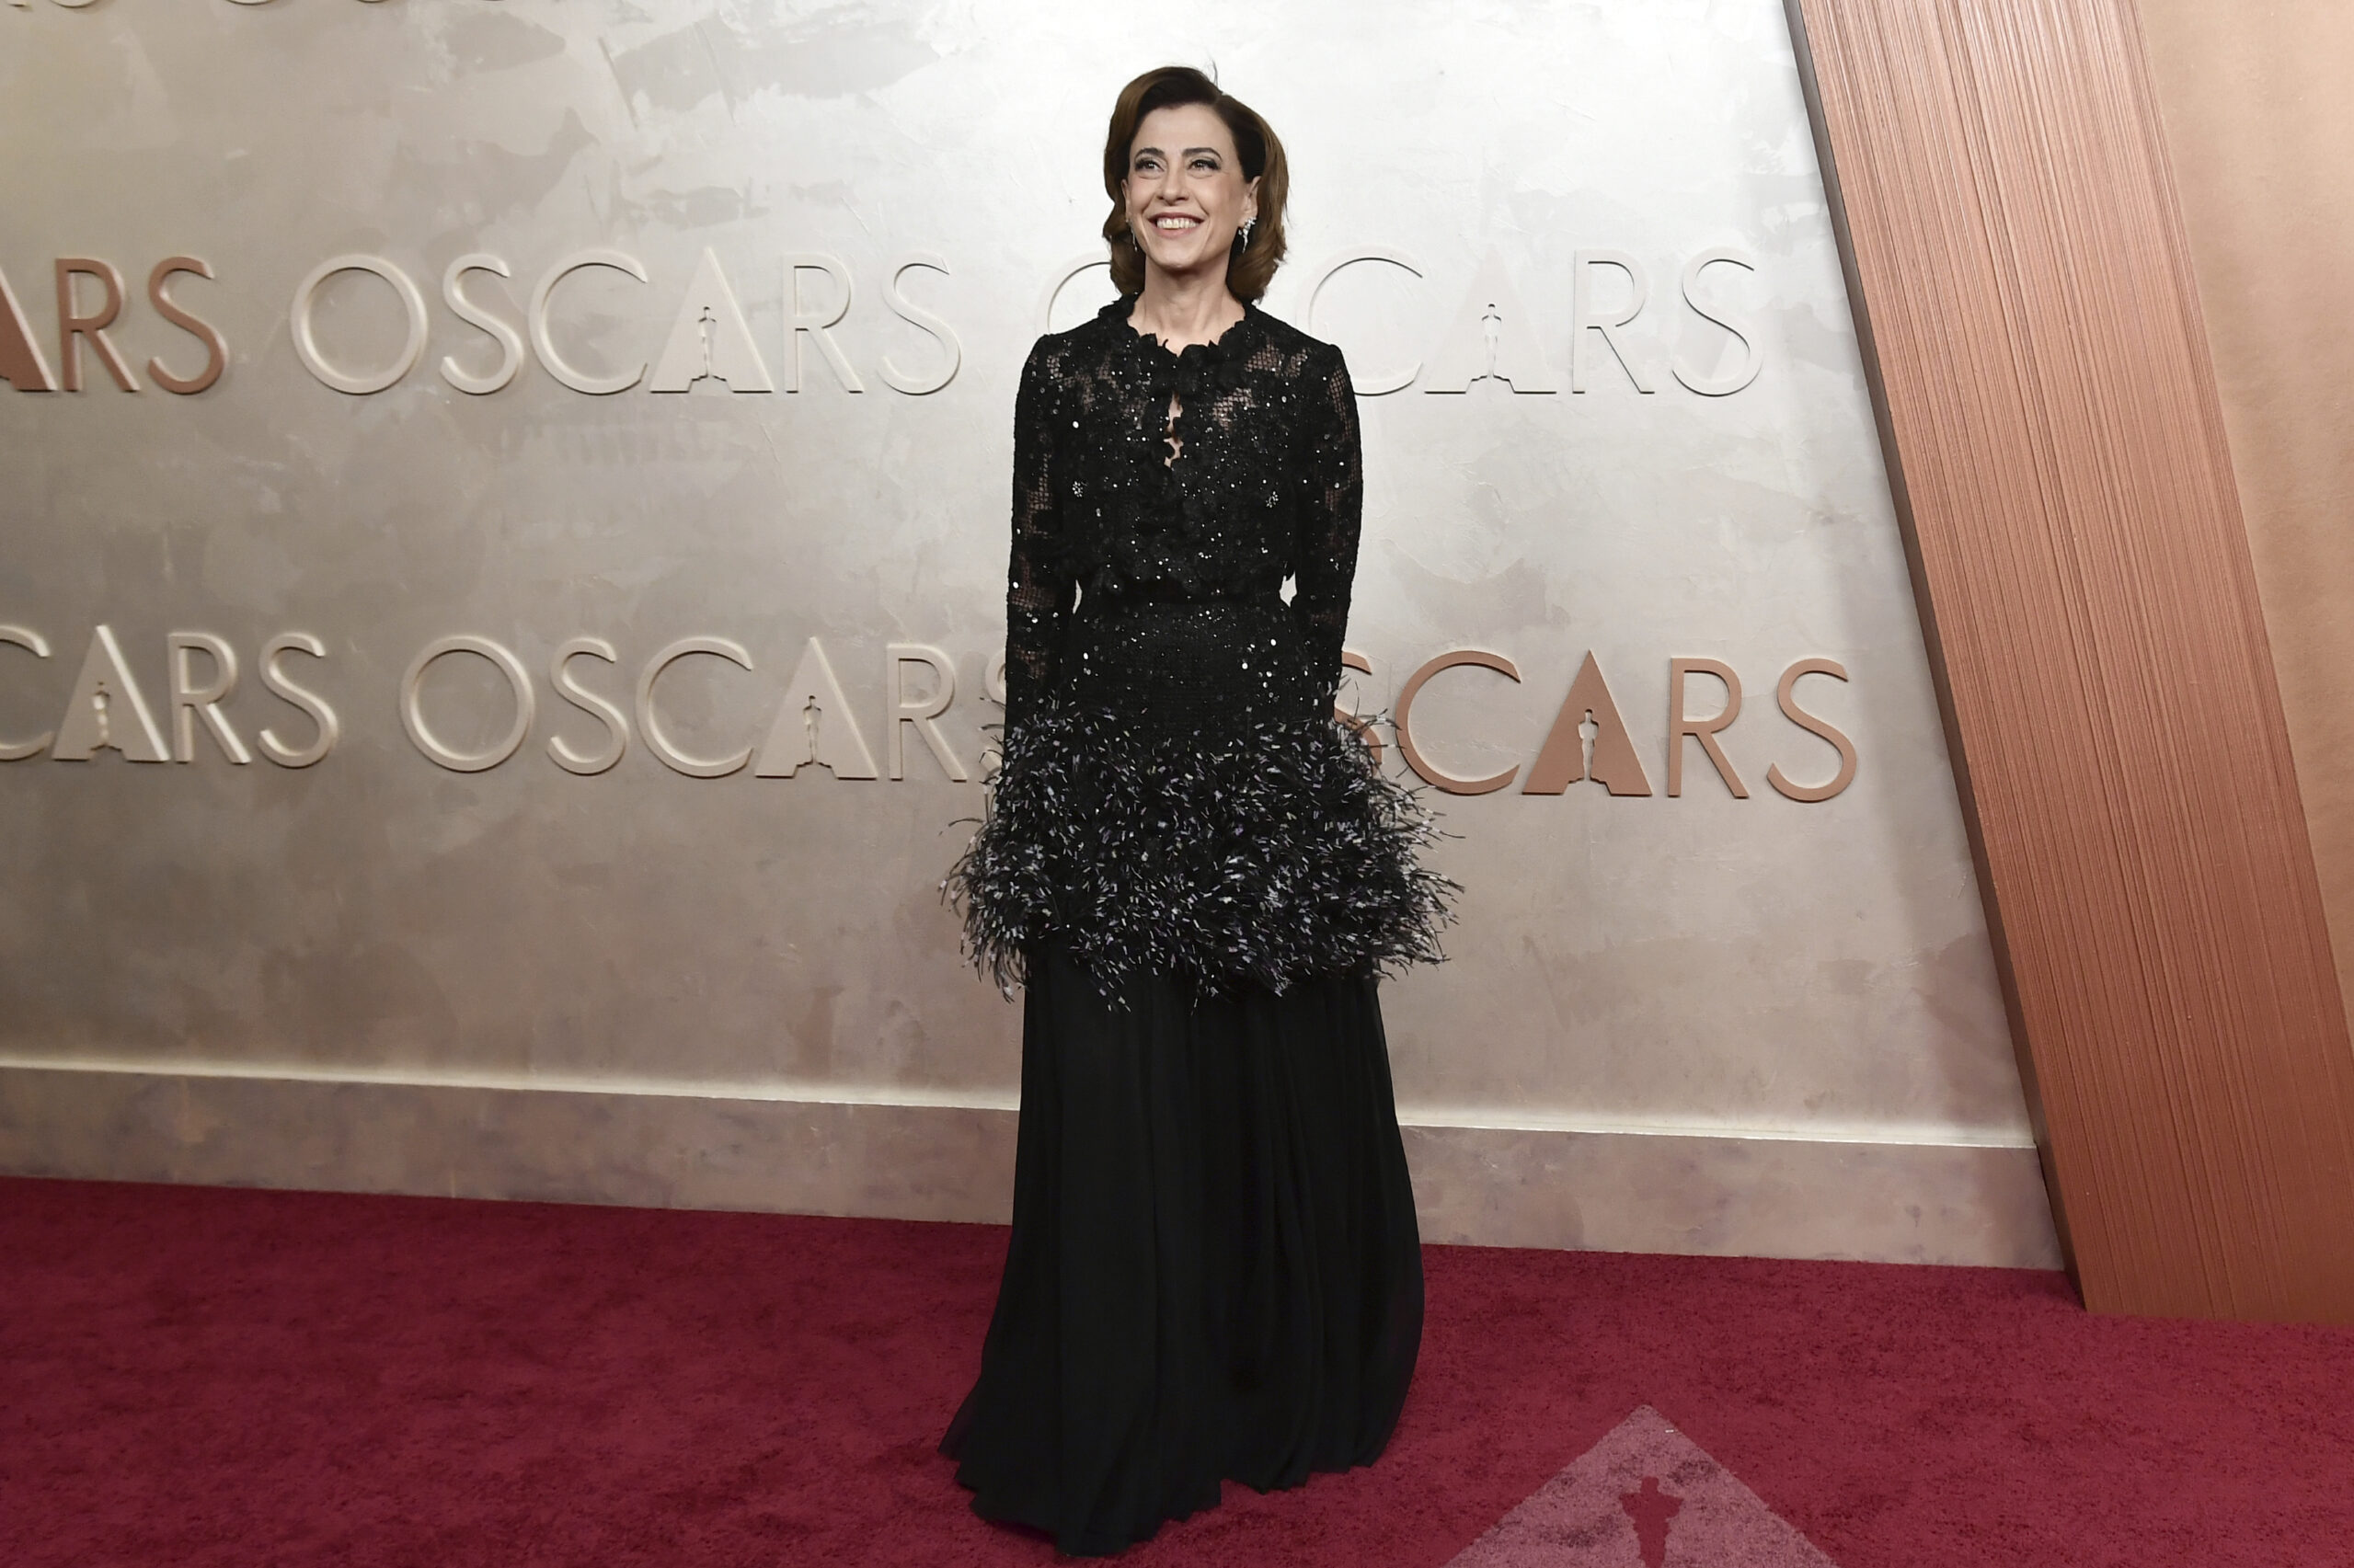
(948, 296, 1456, 996)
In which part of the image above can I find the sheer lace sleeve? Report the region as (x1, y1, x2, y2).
(1291, 346, 1363, 706)
(1004, 338, 1070, 737)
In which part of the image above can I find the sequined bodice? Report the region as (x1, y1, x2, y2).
(1003, 296, 1363, 734)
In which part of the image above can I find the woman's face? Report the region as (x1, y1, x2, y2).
(1122, 103, 1259, 284)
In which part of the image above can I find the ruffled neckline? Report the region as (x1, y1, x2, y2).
(1099, 294, 1266, 379)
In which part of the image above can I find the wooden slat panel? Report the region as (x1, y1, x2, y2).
(1785, 0, 2354, 1318)
(2133, 2, 2354, 1147)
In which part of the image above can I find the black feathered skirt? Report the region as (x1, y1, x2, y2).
(946, 698, 1455, 1001)
(938, 942, 1425, 1556)
(940, 699, 1446, 1554)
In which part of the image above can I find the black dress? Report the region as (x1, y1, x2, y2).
(942, 295, 1453, 1556)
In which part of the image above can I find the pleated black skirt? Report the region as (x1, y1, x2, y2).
(940, 943, 1424, 1556)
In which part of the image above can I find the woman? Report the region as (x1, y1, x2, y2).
(943, 64, 1454, 1556)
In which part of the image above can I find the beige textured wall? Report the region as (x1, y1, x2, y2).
(2136, 3, 2354, 1018)
(0, 0, 2056, 1267)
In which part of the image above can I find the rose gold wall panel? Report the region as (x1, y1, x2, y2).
(1785, 0, 2354, 1318)
(2131, 4, 2354, 1059)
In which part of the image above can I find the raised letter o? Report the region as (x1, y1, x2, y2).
(290, 255, 427, 395)
(402, 635, 534, 773)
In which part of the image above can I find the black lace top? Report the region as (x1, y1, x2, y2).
(1004, 297, 1363, 737)
(949, 297, 1453, 998)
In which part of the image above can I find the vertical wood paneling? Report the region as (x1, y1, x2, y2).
(1786, 0, 2354, 1318)
(2133, 2, 2354, 1134)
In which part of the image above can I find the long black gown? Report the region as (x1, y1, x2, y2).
(942, 294, 1453, 1556)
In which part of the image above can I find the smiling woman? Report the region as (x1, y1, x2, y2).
(1102, 68, 1289, 305)
(937, 65, 1452, 1556)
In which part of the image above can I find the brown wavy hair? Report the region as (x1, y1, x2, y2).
(1101, 65, 1289, 303)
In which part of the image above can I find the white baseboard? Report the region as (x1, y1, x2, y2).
(0, 1061, 2061, 1269)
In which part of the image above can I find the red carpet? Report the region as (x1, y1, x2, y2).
(4, 1178, 2351, 1567)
